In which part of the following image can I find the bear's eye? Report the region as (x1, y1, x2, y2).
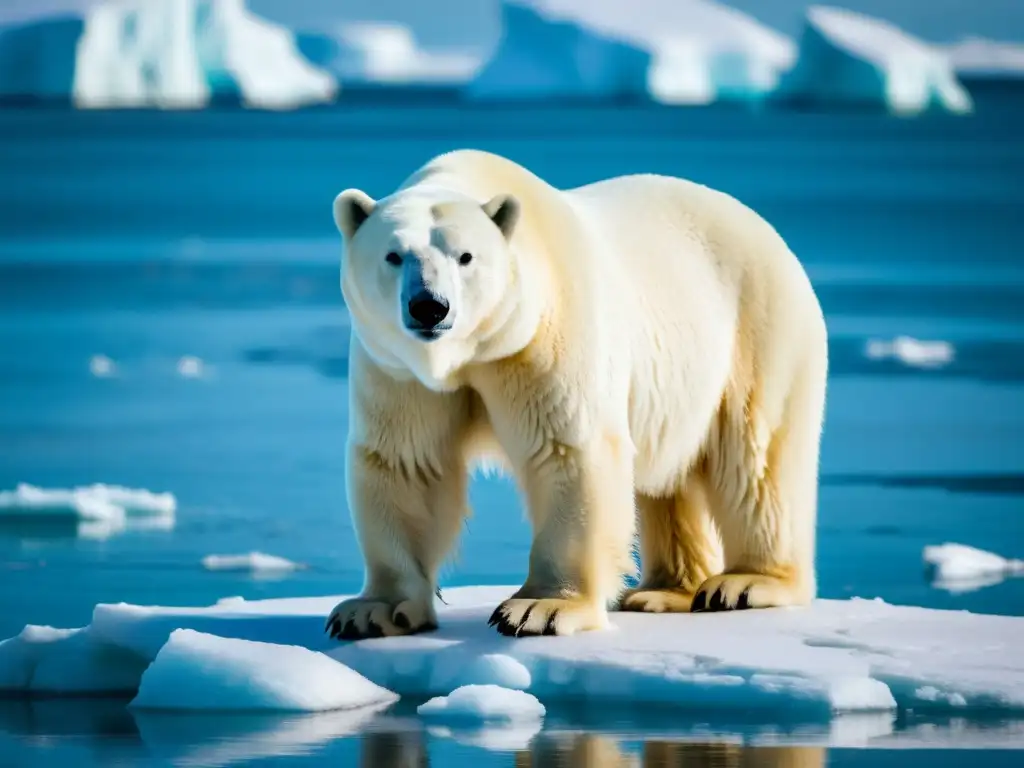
(385, 252, 402, 267)
(458, 252, 473, 266)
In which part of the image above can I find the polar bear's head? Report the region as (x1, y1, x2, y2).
(333, 184, 521, 380)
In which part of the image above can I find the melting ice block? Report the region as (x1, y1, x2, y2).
(130, 629, 398, 712)
(777, 6, 972, 115)
(2, 586, 1023, 721)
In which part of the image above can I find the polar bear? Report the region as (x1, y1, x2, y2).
(325, 149, 828, 640)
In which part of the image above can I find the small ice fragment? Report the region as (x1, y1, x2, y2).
(89, 354, 116, 377)
(177, 355, 204, 378)
(417, 684, 545, 724)
(201, 552, 304, 572)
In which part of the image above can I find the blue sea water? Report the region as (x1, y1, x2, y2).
(0, 99, 1023, 766)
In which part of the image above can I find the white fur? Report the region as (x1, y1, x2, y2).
(325, 150, 828, 640)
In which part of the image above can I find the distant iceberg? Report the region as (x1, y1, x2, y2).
(469, 0, 796, 104)
(0, 0, 336, 108)
(946, 37, 1024, 78)
(776, 6, 972, 115)
(74, 0, 336, 109)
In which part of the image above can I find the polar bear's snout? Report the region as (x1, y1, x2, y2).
(401, 255, 455, 340)
(406, 291, 450, 336)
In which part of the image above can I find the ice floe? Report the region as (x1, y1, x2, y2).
(1, 586, 1022, 721)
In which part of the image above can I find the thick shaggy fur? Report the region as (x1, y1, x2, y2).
(326, 149, 828, 639)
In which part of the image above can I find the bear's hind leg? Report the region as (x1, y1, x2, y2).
(693, 365, 825, 612)
(620, 482, 722, 613)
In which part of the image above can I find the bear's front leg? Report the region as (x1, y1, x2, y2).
(489, 433, 637, 637)
(325, 440, 469, 640)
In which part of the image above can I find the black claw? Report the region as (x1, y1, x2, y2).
(327, 619, 340, 639)
(515, 604, 535, 636)
(542, 611, 559, 636)
(364, 620, 384, 639)
(339, 619, 360, 640)
(393, 611, 410, 630)
(488, 606, 504, 627)
(691, 591, 708, 612)
(736, 588, 751, 610)
(708, 588, 727, 612)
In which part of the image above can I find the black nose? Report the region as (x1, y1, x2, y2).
(407, 292, 450, 329)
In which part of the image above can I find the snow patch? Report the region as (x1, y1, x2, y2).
(470, 0, 796, 104)
(924, 543, 1024, 594)
(864, 336, 954, 369)
(201, 552, 304, 572)
(417, 684, 546, 723)
(778, 6, 972, 115)
(0, 482, 176, 539)
(130, 629, 398, 712)
(72, 0, 335, 109)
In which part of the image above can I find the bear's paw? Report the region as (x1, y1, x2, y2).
(325, 597, 438, 640)
(690, 572, 805, 612)
(487, 597, 609, 638)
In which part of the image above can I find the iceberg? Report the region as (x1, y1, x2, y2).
(0, 0, 336, 108)
(863, 336, 955, 369)
(947, 37, 1024, 78)
(74, 0, 336, 109)
(468, 0, 796, 104)
(776, 6, 973, 115)
(2, 586, 1024, 723)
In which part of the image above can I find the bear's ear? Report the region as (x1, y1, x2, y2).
(333, 189, 376, 240)
(482, 193, 520, 240)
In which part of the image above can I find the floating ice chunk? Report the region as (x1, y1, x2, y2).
(0, 625, 146, 694)
(6, 586, 1023, 718)
(470, 0, 795, 104)
(947, 37, 1024, 78)
(176, 355, 205, 378)
(0, 482, 176, 524)
(924, 543, 1024, 594)
(417, 684, 545, 723)
(89, 353, 116, 377)
(863, 336, 954, 369)
(778, 6, 972, 115)
(131, 629, 398, 712)
(201, 552, 304, 572)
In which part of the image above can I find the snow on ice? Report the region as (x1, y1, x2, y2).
(417, 684, 546, 723)
(2, 586, 1023, 722)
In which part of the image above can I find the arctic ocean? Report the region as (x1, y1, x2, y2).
(1, 92, 1024, 766)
